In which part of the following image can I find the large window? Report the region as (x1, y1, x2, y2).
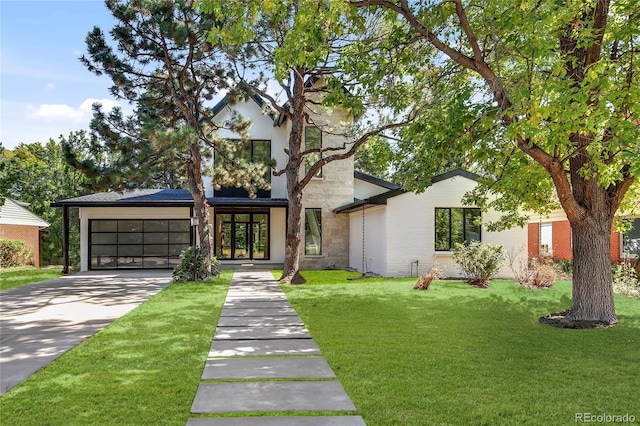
(623, 218, 640, 257)
(304, 126, 322, 178)
(90, 219, 190, 269)
(214, 212, 269, 260)
(214, 139, 271, 197)
(435, 208, 481, 251)
(305, 208, 322, 255)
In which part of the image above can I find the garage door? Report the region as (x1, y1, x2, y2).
(90, 219, 191, 269)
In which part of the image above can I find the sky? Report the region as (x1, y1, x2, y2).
(1, 0, 126, 150)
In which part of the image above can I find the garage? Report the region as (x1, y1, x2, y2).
(90, 219, 191, 270)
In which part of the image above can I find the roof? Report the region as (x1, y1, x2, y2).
(354, 171, 402, 190)
(52, 189, 195, 208)
(212, 92, 278, 123)
(0, 198, 50, 228)
(52, 189, 289, 209)
(432, 168, 479, 183)
(335, 168, 478, 214)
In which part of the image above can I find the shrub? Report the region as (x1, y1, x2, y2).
(414, 263, 444, 290)
(452, 241, 506, 288)
(172, 247, 219, 283)
(507, 246, 557, 289)
(0, 239, 34, 268)
(612, 260, 640, 298)
(529, 260, 557, 288)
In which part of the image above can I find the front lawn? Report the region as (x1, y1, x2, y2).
(0, 272, 232, 425)
(0, 266, 63, 291)
(280, 273, 640, 425)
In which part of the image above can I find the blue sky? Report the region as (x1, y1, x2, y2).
(1, 0, 125, 149)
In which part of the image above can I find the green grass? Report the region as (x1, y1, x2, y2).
(0, 271, 232, 425)
(279, 273, 640, 426)
(0, 266, 63, 291)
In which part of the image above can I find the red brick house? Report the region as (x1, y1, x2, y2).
(528, 210, 639, 263)
(0, 198, 50, 268)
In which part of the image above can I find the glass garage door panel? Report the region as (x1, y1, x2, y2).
(90, 219, 190, 270)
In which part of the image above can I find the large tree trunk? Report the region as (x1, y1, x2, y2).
(187, 143, 214, 278)
(540, 180, 619, 328)
(278, 68, 307, 284)
(564, 214, 617, 325)
(280, 188, 306, 284)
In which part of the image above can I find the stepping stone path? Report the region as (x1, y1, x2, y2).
(188, 270, 365, 426)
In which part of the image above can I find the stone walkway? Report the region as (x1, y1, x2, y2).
(187, 270, 365, 425)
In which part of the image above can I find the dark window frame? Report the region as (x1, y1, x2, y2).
(213, 210, 271, 260)
(214, 139, 272, 198)
(434, 207, 482, 251)
(89, 219, 191, 270)
(305, 208, 322, 256)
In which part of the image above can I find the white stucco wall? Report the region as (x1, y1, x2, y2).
(79, 206, 191, 272)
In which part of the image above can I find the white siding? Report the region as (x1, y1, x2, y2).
(0, 198, 49, 227)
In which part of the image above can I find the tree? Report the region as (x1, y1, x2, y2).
(353, 0, 640, 326)
(0, 136, 90, 267)
(201, 0, 416, 283)
(76, 0, 267, 277)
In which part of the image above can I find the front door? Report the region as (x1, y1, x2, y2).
(215, 212, 269, 260)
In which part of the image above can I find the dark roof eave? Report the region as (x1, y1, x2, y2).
(51, 200, 194, 208)
(334, 188, 407, 214)
(354, 171, 401, 190)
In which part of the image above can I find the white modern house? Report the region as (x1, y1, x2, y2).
(54, 93, 527, 277)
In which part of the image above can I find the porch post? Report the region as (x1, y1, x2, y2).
(62, 205, 70, 274)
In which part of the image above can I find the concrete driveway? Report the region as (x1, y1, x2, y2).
(0, 270, 172, 395)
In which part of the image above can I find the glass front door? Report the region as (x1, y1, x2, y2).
(215, 212, 269, 260)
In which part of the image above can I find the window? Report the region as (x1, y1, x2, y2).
(305, 208, 322, 255)
(623, 218, 640, 257)
(214, 212, 269, 260)
(304, 126, 322, 177)
(214, 139, 271, 198)
(435, 208, 481, 251)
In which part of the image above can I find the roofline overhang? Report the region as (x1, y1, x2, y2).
(334, 188, 406, 214)
(51, 201, 195, 208)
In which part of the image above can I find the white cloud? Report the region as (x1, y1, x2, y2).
(28, 98, 122, 123)
(46, 83, 56, 90)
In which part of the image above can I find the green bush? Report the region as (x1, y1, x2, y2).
(172, 246, 219, 283)
(452, 241, 506, 288)
(0, 239, 34, 268)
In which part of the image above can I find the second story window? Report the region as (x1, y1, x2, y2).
(214, 139, 271, 198)
(304, 126, 322, 178)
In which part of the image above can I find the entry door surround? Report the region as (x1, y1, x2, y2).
(214, 211, 270, 260)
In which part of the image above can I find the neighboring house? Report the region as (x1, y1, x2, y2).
(0, 198, 50, 268)
(53, 94, 527, 277)
(337, 169, 527, 278)
(528, 211, 640, 263)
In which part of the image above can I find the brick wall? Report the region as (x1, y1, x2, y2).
(528, 220, 622, 263)
(528, 223, 540, 259)
(552, 221, 573, 260)
(0, 224, 41, 268)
